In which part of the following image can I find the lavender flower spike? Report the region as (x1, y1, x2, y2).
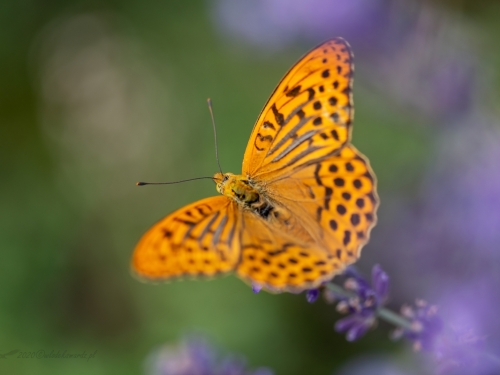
(396, 300, 443, 352)
(335, 312, 376, 342)
(331, 265, 390, 341)
(372, 264, 389, 303)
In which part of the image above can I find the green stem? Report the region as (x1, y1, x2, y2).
(325, 282, 355, 298)
(377, 307, 414, 330)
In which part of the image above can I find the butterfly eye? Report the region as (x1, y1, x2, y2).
(222, 175, 229, 182)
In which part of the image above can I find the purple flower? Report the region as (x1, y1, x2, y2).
(332, 265, 389, 341)
(305, 288, 320, 303)
(252, 284, 262, 294)
(149, 337, 215, 375)
(337, 355, 414, 375)
(212, 0, 387, 50)
(372, 264, 389, 303)
(429, 282, 500, 375)
(219, 356, 273, 375)
(391, 300, 443, 352)
(335, 311, 376, 342)
(148, 337, 274, 375)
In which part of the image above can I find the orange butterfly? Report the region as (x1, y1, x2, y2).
(132, 38, 379, 293)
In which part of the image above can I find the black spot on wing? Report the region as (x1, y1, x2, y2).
(356, 198, 365, 208)
(336, 204, 346, 215)
(334, 178, 345, 187)
(343, 230, 351, 245)
(271, 104, 285, 126)
(324, 187, 333, 210)
(342, 192, 351, 200)
(314, 164, 323, 186)
(263, 121, 275, 130)
(350, 214, 360, 226)
(329, 219, 337, 231)
(331, 130, 339, 141)
(286, 85, 301, 97)
(307, 88, 315, 100)
(313, 117, 322, 126)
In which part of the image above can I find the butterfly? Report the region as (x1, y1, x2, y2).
(132, 38, 379, 293)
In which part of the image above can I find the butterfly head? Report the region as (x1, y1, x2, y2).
(213, 172, 259, 205)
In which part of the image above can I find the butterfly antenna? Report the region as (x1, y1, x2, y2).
(207, 98, 223, 175)
(137, 100, 225, 187)
(136, 176, 220, 186)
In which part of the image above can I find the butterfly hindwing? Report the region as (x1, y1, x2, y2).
(132, 196, 241, 280)
(236, 210, 342, 293)
(266, 145, 379, 266)
(242, 38, 354, 179)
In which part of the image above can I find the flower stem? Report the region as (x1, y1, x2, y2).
(325, 281, 355, 298)
(377, 307, 413, 330)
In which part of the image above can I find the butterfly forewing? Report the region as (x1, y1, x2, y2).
(242, 38, 354, 179)
(132, 196, 241, 280)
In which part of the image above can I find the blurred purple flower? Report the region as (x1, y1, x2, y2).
(326, 265, 500, 374)
(219, 357, 274, 375)
(428, 281, 500, 375)
(213, 1, 478, 124)
(392, 300, 443, 352)
(371, 20, 478, 123)
(148, 337, 274, 375)
(337, 355, 415, 375)
(149, 337, 215, 375)
(419, 123, 500, 260)
(335, 311, 376, 342)
(390, 120, 500, 342)
(212, 0, 387, 50)
(331, 265, 389, 341)
(306, 288, 320, 303)
(252, 284, 262, 294)
(371, 264, 389, 304)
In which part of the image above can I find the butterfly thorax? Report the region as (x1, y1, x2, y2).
(214, 172, 273, 216)
(214, 172, 259, 204)
(214, 172, 317, 245)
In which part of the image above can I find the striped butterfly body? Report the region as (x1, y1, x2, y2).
(132, 38, 379, 293)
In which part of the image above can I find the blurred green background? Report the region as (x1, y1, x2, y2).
(2, 0, 500, 374)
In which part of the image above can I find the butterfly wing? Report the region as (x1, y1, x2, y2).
(132, 196, 242, 280)
(236, 209, 342, 293)
(242, 38, 354, 178)
(240, 38, 378, 281)
(265, 145, 379, 267)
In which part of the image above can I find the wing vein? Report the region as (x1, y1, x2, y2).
(271, 129, 318, 162)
